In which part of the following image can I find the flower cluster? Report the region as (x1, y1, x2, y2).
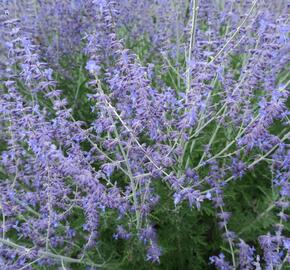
(0, 0, 289, 269)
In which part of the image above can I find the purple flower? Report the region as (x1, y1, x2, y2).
(86, 60, 101, 75)
(113, 225, 131, 240)
(238, 240, 255, 270)
(210, 253, 232, 270)
(146, 243, 161, 263)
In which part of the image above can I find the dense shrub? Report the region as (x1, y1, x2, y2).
(0, 1, 289, 269)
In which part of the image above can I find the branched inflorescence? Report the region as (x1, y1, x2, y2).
(0, 0, 289, 269)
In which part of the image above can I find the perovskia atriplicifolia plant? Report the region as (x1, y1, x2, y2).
(0, 0, 289, 269)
